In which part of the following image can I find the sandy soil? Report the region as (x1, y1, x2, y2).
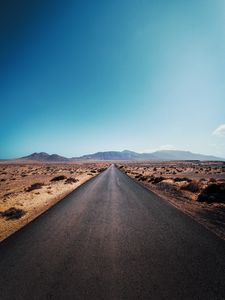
(0, 162, 109, 241)
(118, 161, 225, 240)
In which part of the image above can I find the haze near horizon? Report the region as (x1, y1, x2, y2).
(1, 0, 225, 158)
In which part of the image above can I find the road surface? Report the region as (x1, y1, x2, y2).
(0, 165, 225, 300)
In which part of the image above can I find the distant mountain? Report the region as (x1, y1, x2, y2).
(74, 150, 142, 160)
(21, 152, 69, 162)
(74, 149, 223, 161)
(16, 150, 223, 162)
(150, 150, 222, 161)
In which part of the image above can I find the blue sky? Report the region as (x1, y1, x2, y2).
(1, 0, 225, 158)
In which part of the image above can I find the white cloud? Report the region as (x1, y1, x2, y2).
(213, 124, 225, 137)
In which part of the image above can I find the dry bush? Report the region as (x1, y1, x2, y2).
(64, 177, 79, 184)
(98, 167, 107, 172)
(181, 180, 201, 193)
(26, 183, 44, 192)
(150, 176, 165, 184)
(209, 178, 216, 183)
(138, 176, 148, 181)
(198, 183, 225, 203)
(1, 207, 26, 220)
(50, 175, 67, 182)
(174, 177, 191, 182)
(4, 192, 13, 197)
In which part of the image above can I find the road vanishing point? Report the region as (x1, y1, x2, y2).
(0, 165, 225, 299)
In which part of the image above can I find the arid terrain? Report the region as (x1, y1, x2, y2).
(118, 161, 225, 240)
(0, 161, 109, 241)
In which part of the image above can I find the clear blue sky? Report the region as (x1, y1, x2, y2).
(1, 0, 225, 158)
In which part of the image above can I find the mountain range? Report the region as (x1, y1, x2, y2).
(20, 152, 69, 162)
(17, 150, 224, 162)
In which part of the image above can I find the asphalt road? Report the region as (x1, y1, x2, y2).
(0, 165, 225, 300)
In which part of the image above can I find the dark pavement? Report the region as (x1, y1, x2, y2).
(0, 165, 225, 300)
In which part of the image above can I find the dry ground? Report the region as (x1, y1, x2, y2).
(118, 161, 225, 240)
(0, 161, 109, 241)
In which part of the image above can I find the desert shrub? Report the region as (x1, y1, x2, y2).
(181, 180, 201, 193)
(90, 170, 97, 173)
(1, 207, 26, 220)
(208, 178, 216, 183)
(148, 176, 154, 182)
(65, 177, 78, 184)
(26, 183, 44, 192)
(0, 178, 6, 182)
(50, 175, 67, 181)
(139, 176, 148, 181)
(174, 177, 191, 182)
(151, 176, 165, 184)
(4, 192, 13, 197)
(135, 174, 141, 179)
(153, 167, 157, 171)
(197, 183, 225, 203)
(98, 167, 107, 172)
(147, 176, 154, 182)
